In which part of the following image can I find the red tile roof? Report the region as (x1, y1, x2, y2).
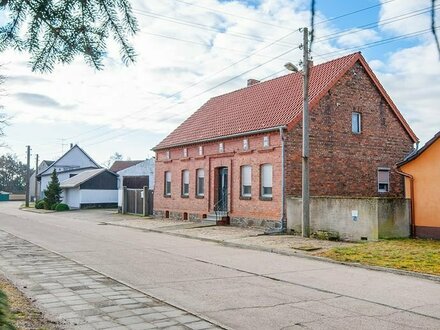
(155, 52, 417, 150)
(109, 160, 144, 173)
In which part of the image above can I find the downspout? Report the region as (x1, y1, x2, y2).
(280, 127, 286, 232)
(395, 167, 415, 238)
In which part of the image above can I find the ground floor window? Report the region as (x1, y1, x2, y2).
(241, 165, 252, 197)
(196, 169, 205, 196)
(378, 168, 390, 192)
(182, 170, 189, 196)
(164, 171, 171, 196)
(261, 164, 273, 198)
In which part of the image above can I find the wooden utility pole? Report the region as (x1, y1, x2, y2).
(25, 145, 31, 207)
(302, 27, 310, 237)
(34, 154, 39, 201)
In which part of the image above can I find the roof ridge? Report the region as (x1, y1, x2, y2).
(209, 52, 361, 101)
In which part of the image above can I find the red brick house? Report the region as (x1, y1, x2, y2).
(153, 52, 418, 239)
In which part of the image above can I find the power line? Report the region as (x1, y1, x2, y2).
(65, 0, 424, 146)
(84, 26, 437, 147)
(72, 29, 299, 143)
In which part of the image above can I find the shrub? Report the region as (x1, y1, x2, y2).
(51, 203, 59, 211)
(35, 200, 45, 209)
(55, 203, 70, 212)
(43, 169, 62, 210)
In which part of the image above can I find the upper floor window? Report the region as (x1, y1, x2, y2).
(196, 169, 205, 196)
(243, 139, 249, 151)
(261, 164, 273, 198)
(182, 170, 189, 196)
(219, 142, 224, 153)
(263, 136, 270, 148)
(166, 150, 170, 159)
(241, 165, 252, 197)
(198, 146, 203, 156)
(183, 148, 188, 158)
(352, 112, 361, 134)
(378, 168, 390, 193)
(164, 171, 171, 196)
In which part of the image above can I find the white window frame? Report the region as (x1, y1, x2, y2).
(166, 150, 170, 159)
(378, 168, 390, 193)
(198, 146, 203, 156)
(263, 136, 270, 148)
(182, 170, 189, 196)
(196, 169, 205, 196)
(164, 171, 171, 196)
(352, 112, 362, 134)
(241, 165, 252, 197)
(261, 164, 273, 198)
(183, 148, 188, 158)
(243, 138, 249, 151)
(219, 142, 224, 153)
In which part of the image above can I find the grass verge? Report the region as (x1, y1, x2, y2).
(0, 277, 60, 329)
(0, 289, 15, 329)
(319, 238, 440, 276)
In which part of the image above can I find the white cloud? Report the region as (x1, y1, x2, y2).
(1, 0, 439, 163)
(337, 29, 380, 48)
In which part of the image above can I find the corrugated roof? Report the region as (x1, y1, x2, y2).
(60, 169, 106, 189)
(109, 160, 144, 173)
(154, 52, 417, 150)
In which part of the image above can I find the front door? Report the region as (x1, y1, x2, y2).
(216, 167, 228, 212)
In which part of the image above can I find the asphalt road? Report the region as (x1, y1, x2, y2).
(0, 202, 439, 330)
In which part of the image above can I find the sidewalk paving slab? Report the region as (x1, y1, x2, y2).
(0, 230, 223, 330)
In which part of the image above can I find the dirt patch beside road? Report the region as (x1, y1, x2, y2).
(0, 276, 61, 330)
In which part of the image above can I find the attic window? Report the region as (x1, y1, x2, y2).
(183, 148, 188, 158)
(198, 146, 203, 156)
(263, 136, 270, 148)
(243, 139, 249, 151)
(352, 112, 361, 134)
(219, 142, 224, 153)
(166, 150, 170, 159)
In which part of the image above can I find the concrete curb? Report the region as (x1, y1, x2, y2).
(106, 222, 440, 284)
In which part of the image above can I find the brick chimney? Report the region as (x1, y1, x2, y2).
(247, 79, 260, 87)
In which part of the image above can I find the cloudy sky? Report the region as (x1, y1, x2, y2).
(1, 0, 439, 165)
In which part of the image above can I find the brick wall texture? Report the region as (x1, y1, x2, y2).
(285, 62, 414, 197)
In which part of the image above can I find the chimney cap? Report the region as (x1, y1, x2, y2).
(247, 79, 260, 87)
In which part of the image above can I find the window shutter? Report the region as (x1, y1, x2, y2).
(183, 170, 189, 184)
(262, 164, 272, 187)
(378, 169, 389, 183)
(242, 166, 251, 186)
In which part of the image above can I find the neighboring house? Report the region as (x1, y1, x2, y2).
(30, 160, 53, 201)
(152, 52, 418, 241)
(60, 168, 118, 209)
(37, 145, 100, 198)
(397, 131, 440, 239)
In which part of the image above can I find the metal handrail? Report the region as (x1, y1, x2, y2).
(213, 192, 230, 222)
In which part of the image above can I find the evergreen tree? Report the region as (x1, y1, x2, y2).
(0, 0, 138, 72)
(44, 169, 62, 209)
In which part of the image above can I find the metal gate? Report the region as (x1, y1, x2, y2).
(123, 187, 153, 216)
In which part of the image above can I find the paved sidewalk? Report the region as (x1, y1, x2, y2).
(105, 217, 354, 254)
(0, 230, 221, 330)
